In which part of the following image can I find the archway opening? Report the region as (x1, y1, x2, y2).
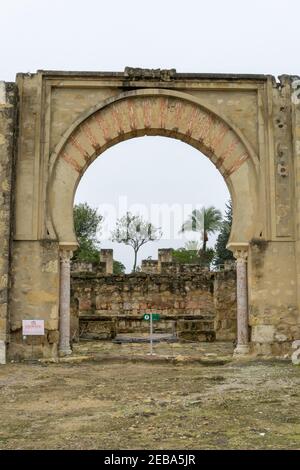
(49, 90, 256, 359)
(70, 136, 236, 359)
(49, 90, 258, 249)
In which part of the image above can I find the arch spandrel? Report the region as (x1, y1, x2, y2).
(48, 89, 259, 246)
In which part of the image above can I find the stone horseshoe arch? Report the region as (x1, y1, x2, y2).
(3, 70, 299, 362)
(48, 89, 259, 249)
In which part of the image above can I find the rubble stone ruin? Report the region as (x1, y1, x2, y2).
(70, 249, 236, 344)
(1, 68, 300, 362)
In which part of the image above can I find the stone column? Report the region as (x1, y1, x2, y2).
(233, 248, 250, 355)
(59, 249, 73, 356)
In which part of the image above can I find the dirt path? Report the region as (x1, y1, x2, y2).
(0, 345, 300, 450)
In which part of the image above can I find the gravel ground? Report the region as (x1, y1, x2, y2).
(0, 341, 299, 450)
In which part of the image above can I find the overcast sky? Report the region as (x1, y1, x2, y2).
(1, 0, 299, 270)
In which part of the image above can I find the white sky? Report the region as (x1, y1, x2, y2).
(1, 0, 299, 271)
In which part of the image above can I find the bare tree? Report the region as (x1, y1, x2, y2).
(111, 212, 162, 272)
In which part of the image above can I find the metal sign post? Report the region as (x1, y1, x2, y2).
(143, 313, 160, 356)
(150, 313, 153, 356)
(22, 320, 45, 361)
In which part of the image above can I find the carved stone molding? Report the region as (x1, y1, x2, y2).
(124, 67, 176, 81)
(59, 249, 73, 266)
(233, 249, 248, 263)
(227, 243, 249, 263)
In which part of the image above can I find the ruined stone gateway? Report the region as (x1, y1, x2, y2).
(1, 69, 300, 362)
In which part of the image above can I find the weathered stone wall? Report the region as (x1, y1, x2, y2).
(161, 263, 210, 275)
(0, 82, 17, 363)
(141, 260, 210, 276)
(292, 77, 300, 356)
(248, 240, 300, 356)
(140, 249, 210, 275)
(214, 270, 237, 341)
(70, 268, 237, 342)
(71, 270, 216, 340)
(140, 260, 159, 274)
(71, 261, 106, 274)
(99, 249, 113, 274)
(71, 249, 115, 275)
(176, 319, 215, 342)
(9, 241, 60, 360)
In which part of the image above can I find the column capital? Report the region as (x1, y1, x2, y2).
(59, 249, 73, 264)
(59, 242, 77, 264)
(233, 249, 248, 262)
(227, 242, 249, 262)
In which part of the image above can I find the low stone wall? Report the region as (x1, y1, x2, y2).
(160, 263, 210, 275)
(140, 249, 210, 275)
(71, 261, 106, 274)
(140, 260, 159, 274)
(71, 268, 237, 342)
(71, 249, 114, 274)
(177, 318, 216, 342)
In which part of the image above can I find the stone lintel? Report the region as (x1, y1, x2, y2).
(20, 70, 273, 83)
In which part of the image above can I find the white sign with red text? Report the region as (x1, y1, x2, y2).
(22, 320, 45, 336)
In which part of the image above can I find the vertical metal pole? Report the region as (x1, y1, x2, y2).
(150, 313, 153, 355)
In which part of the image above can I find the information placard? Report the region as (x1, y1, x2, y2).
(22, 320, 45, 336)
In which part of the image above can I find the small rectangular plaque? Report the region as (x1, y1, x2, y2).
(22, 320, 45, 336)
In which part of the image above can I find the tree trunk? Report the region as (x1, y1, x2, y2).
(132, 249, 138, 272)
(202, 231, 208, 251)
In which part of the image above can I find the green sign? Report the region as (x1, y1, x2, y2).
(143, 313, 160, 321)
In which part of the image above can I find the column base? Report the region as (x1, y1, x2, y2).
(59, 347, 72, 357)
(233, 344, 250, 356)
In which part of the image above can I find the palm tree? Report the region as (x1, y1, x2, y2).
(180, 206, 222, 252)
(184, 240, 202, 251)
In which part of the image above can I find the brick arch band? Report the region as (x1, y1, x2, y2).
(48, 89, 259, 248)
